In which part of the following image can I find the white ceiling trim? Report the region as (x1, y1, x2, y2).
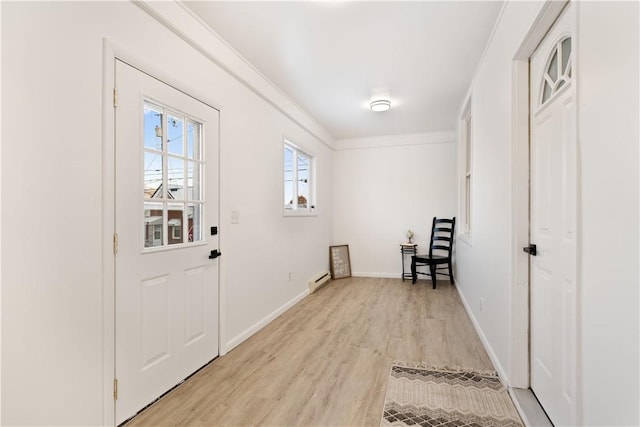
(335, 131, 456, 151)
(134, 0, 336, 149)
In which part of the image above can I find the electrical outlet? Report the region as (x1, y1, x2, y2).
(480, 297, 485, 312)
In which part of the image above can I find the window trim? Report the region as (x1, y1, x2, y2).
(283, 139, 316, 217)
(460, 98, 472, 244)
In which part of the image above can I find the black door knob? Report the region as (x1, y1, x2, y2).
(523, 244, 537, 256)
(209, 249, 221, 259)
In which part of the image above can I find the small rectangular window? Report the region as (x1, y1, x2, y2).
(172, 225, 182, 240)
(284, 141, 315, 215)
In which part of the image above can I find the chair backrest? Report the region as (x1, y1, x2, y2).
(428, 217, 456, 258)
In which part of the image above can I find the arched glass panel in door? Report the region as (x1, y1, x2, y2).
(540, 36, 572, 105)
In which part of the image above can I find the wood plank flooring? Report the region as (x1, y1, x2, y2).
(126, 277, 493, 426)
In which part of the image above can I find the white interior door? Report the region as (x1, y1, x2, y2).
(115, 60, 220, 424)
(529, 3, 577, 426)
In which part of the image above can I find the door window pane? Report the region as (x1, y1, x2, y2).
(547, 51, 558, 82)
(144, 202, 164, 248)
(144, 151, 163, 199)
(187, 204, 203, 242)
(284, 146, 294, 210)
(561, 37, 571, 75)
(187, 161, 202, 201)
(167, 156, 185, 200)
(168, 203, 184, 245)
(144, 104, 163, 151)
(297, 153, 309, 208)
(187, 121, 200, 159)
(167, 114, 184, 156)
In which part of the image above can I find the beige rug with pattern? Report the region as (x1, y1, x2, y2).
(381, 363, 523, 427)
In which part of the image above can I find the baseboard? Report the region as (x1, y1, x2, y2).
(351, 272, 400, 279)
(224, 289, 309, 353)
(454, 283, 509, 384)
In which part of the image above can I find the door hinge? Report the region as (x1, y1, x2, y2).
(114, 378, 118, 401)
(113, 87, 118, 108)
(113, 233, 119, 255)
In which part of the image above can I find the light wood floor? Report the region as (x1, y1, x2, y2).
(127, 277, 493, 426)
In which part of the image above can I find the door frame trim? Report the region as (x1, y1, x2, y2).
(101, 39, 224, 427)
(101, 39, 116, 427)
(509, 0, 580, 422)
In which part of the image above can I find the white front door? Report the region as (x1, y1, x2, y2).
(529, 3, 577, 426)
(114, 60, 220, 424)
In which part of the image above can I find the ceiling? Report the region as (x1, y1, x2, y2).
(183, 1, 503, 140)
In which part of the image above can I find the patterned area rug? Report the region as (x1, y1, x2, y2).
(381, 363, 523, 427)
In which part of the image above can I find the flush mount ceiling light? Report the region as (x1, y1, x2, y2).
(370, 99, 391, 112)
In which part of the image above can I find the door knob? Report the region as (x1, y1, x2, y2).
(523, 244, 537, 256)
(209, 249, 221, 259)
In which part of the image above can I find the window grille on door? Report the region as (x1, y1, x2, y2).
(143, 101, 205, 248)
(540, 37, 572, 106)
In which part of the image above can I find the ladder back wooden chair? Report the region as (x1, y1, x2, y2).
(411, 217, 455, 289)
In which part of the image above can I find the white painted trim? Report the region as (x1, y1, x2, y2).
(135, 0, 335, 149)
(334, 131, 455, 151)
(458, 95, 473, 240)
(570, 4, 582, 424)
(283, 211, 318, 218)
(455, 279, 509, 384)
(508, 388, 531, 427)
(224, 289, 309, 353)
(101, 39, 116, 427)
(351, 272, 403, 279)
(218, 108, 227, 357)
(509, 57, 531, 390)
(513, 1, 570, 61)
(0, 2, 3, 422)
(351, 273, 458, 281)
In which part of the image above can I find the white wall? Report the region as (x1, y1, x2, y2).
(333, 132, 456, 277)
(1, 1, 333, 425)
(0, 2, 3, 423)
(457, 1, 639, 425)
(578, 2, 639, 424)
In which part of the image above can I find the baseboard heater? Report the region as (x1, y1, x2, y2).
(308, 270, 331, 293)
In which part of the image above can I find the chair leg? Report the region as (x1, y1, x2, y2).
(411, 258, 417, 284)
(430, 264, 437, 289)
(448, 261, 454, 284)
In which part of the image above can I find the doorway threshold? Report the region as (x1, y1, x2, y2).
(510, 387, 553, 427)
